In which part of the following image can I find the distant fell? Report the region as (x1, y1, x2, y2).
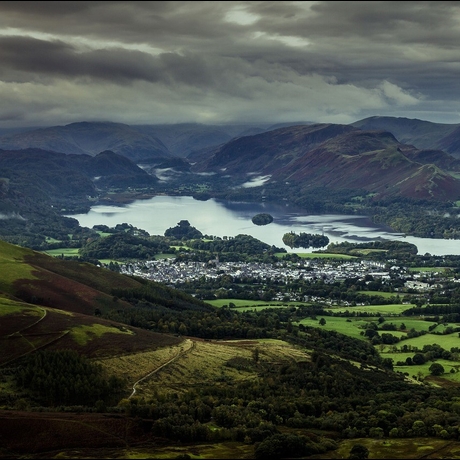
(0, 121, 172, 162)
(192, 123, 356, 175)
(132, 122, 308, 157)
(191, 123, 460, 200)
(351, 116, 460, 158)
(0, 148, 157, 201)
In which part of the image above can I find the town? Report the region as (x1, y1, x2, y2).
(117, 255, 449, 305)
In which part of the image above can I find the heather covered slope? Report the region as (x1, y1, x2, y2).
(400, 148, 460, 171)
(276, 136, 460, 200)
(134, 121, 309, 157)
(0, 239, 212, 363)
(191, 123, 460, 201)
(3, 239, 211, 315)
(3, 118, 460, 202)
(192, 123, 355, 174)
(351, 116, 460, 158)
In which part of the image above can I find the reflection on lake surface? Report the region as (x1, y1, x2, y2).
(68, 196, 460, 256)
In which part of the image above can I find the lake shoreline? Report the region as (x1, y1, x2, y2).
(68, 195, 460, 257)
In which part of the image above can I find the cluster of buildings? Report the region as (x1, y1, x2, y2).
(120, 257, 391, 285)
(113, 256, 455, 304)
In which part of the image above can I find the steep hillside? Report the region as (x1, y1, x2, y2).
(6, 240, 210, 315)
(192, 123, 356, 175)
(0, 148, 158, 249)
(0, 239, 212, 363)
(438, 125, 460, 157)
(0, 148, 157, 202)
(0, 122, 172, 162)
(400, 148, 460, 171)
(191, 124, 460, 200)
(351, 116, 460, 158)
(275, 131, 460, 200)
(0, 121, 309, 161)
(133, 122, 307, 157)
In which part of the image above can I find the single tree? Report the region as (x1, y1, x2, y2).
(348, 443, 369, 459)
(429, 363, 445, 376)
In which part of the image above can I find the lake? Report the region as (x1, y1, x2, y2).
(68, 196, 460, 256)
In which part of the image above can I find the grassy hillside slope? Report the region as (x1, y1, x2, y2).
(0, 239, 215, 363)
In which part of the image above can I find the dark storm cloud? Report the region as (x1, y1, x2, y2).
(0, 1, 459, 126)
(0, 1, 232, 44)
(0, 35, 162, 83)
(0, 35, 223, 87)
(248, 1, 460, 44)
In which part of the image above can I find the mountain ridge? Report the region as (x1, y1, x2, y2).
(351, 116, 460, 158)
(0, 121, 172, 162)
(191, 123, 460, 201)
(1, 116, 460, 209)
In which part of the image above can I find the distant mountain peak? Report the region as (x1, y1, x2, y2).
(0, 121, 172, 162)
(191, 122, 460, 201)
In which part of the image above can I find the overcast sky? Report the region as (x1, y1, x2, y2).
(0, 1, 459, 128)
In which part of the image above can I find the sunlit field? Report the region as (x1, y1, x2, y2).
(207, 298, 307, 309)
(327, 304, 413, 315)
(42, 248, 80, 256)
(297, 316, 368, 340)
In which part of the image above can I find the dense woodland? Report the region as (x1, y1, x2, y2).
(282, 231, 330, 249)
(14, 350, 125, 407)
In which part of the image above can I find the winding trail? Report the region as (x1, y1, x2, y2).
(128, 338, 194, 399)
(7, 306, 47, 337)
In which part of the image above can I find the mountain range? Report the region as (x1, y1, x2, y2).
(1, 116, 460, 201)
(351, 116, 460, 158)
(190, 123, 460, 200)
(0, 120, 308, 160)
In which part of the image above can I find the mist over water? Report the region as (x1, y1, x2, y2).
(68, 196, 460, 256)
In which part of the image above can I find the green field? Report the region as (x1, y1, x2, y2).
(70, 323, 134, 345)
(357, 290, 405, 299)
(42, 248, 80, 257)
(391, 331, 460, 352)
(392, 359, 460, 380)
(384, 318, 435, 332)
(349, 248, 387, 255)
(154, 253, 176, 259)
(327, 304, 413, 315)
(297, 316, 368, 340)
(45, 237, 62, 243)
(207, 299, 306, 309)
(42, 249, 174, 262)
(294, 301, 460, 384)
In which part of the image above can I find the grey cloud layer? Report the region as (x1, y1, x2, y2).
(0, 1, 459, 127)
